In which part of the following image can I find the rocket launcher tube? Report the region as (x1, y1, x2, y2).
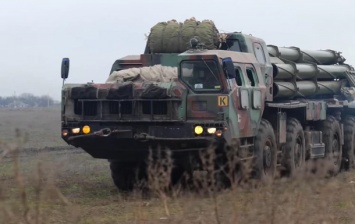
(316, 79, 348, 95)
(273, 81, 317, 99)
(273, 81, 298, 99)
(301, 49, 345, 65)
(317, 64, 353, 80)
(274, 63, 318, 81)
(273, 63, 353, 81)
(273, 63, 296, 80)
(268, 45, 302, 62)
(273, 79, 348, 99)
(267, 45, 346, 65)
(296, 81, 319, 97)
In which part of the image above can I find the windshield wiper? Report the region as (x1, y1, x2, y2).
(202, 59, 219, 83)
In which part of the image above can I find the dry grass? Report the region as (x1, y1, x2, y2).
(1, 108, 355, 224)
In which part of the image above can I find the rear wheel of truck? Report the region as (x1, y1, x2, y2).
(319, 115, 342, 175)
(285, 118, 305, 177)
(343, 116, 355, 170)
(109, 161, 146, 191)
(254, 119, 277, 181)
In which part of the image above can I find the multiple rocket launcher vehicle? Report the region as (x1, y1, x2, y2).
(60, 23, 355, 189)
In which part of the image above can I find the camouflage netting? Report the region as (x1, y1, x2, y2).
(147, 18, 220, 53)
(106, 65, 178, 84)
(70, 86, 98, 99)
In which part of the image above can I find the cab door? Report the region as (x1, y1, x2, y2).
(244, 65, 262, 133)
(235, 64, 262, 137)
(226, 64, 251, 137)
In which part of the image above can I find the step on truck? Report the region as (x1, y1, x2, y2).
(60, 21, 355, 190)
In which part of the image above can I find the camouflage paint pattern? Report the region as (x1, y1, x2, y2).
(176, 50, 267, 140)
(61, 31, 355, 160)
(306, 101, 327, 121)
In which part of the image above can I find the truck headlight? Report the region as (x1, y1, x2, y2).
(72, 128, 80, 134)
(207, 127, 217, 134)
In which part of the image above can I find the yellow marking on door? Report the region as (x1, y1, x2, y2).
(218, 96, 228, 107)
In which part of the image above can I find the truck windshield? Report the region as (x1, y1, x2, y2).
(180, 60, 221, 91)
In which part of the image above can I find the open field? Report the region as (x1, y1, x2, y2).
(1, 108, 355, 223)
(0, 107, 67, 149)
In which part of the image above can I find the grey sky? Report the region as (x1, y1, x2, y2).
(1, 0, 354, 100)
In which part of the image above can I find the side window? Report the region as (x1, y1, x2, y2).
(235, 67, 244, 86)
(227, 39, 242, 52)
(246, 67, 258, 87)
(253, 43, 266, 64)
(219, 39, 242, 52)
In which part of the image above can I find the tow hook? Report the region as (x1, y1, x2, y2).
(134, 133, 147, 140)
(134, 133, 150, 142)
(95, 128, 112, 137)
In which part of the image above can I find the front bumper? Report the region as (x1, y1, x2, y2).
(61, 121, 227, 160)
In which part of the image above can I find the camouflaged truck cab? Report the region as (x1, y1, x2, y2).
(61, 32, 355, 190)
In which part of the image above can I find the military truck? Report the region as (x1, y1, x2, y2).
(60, 20, 355, 190)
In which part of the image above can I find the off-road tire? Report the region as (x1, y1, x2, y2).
(285, 117, 305, 177)
(319, 115, 342, 175)
(254, 119, 277, 181)
(343, 116, 355, 170)
(109, 161, 145, 191)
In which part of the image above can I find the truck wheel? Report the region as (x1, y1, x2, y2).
(109, 161, 144, 191)
(254, 119, 277, 180)
(285, 118, 305, 177)
(343, 116, 355, 170)
(319, 115, 342, 175)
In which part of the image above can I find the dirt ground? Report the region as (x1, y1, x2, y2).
(1, 108, 355, 224)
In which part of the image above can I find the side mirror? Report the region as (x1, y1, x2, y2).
(61, 58, 70, 79)
(222, 57, 236, 79)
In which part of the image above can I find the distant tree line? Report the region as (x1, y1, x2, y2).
(0, 93, 59, 108)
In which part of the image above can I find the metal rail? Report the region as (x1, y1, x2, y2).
(76, 98, 182, 121)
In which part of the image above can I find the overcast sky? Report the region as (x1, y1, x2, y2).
(1, 0, 354, 100)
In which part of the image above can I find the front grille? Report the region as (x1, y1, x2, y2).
(142, 101, 167, 115)
(108, 101, 133, 114)
(74, 100, 97, 116)
(73, 99, 181, 121)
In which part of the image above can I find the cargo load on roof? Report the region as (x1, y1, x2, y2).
(106, 65, 178, 84)
(146, 17, 220, 53)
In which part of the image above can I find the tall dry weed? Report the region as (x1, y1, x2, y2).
(0, 130, 80, 224)
(1, 130, 355, 223)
